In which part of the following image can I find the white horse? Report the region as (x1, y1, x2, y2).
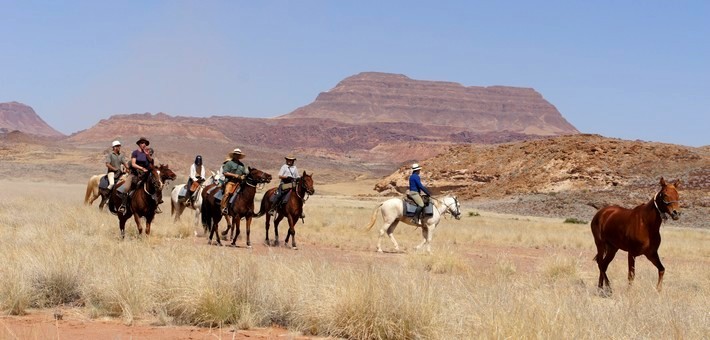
(170, 171, 217, 234)
(364, 194, 461, 253)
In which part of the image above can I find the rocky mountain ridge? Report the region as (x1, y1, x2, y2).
(0, 102, 64, 137)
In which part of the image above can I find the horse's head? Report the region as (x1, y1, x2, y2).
(246, 167, 272, 184)
(656, 177, 681, 220)
(158, 164, 177, 183)
(147, 166, 164, 191)
(443, 195, 462, 220)
(300, 171, 315, 195)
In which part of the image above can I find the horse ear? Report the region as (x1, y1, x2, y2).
(659, 177, 666, 186)
(673, 179, 681, 188)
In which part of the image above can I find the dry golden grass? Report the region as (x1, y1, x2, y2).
(1, 180, 709, 339)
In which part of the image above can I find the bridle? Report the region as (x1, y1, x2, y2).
(243, 170, 270, 189)
(434, 196, 461, 220)
(653, 190, 679, 221)
(295, 176, 314, 201)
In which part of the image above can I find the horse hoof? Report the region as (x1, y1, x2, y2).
(291, 246, 298, 250)
(247, 245, 253, 249)
(376, 249, 383, 253)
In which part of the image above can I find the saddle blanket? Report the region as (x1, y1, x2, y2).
(99, 175, 110, 190)
(403, 200, 434, 217)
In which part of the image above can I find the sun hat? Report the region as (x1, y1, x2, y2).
(411, 163, 422, 171)
(228, 148, 246, 159)
(285, 155, 297, 161)
(111, 140, 121, 147)
(136, 137, 150, 146)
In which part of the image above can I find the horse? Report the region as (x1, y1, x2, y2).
(364, 194, 461, 253)
(107, 164, 177, 238)
(84, 173, 128, 210)
(170, 171, 217, 231)
(591, 177, 681, 293)
(221, 168, 272, 247)
(255, 171, 315, 250)
(200, 167, 271, 246)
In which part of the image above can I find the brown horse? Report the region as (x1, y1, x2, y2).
(591, 177, 681, 293)
(201, 167, 271, 246)
(222, 168, 272, 247)
(108, 164, 176, 238)
(256, 171, 314, 249)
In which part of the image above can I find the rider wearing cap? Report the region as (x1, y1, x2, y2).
(185, 155, 205, 204)
(269, 155, 300, 216)
(105, 140, 129, 190)
(408, 163, 431, 225)
(221, 148, 248, 215)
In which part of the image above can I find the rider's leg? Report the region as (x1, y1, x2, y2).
(269, 186, 283, 215)
(410, 192, 424, 225)
(107, 172, 116, 189)
(221, 182, 236, 214)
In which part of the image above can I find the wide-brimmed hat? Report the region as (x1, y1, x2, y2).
(136, 137, 150, 146)
(411, 163, 422, 171)
(285, 155, 297, 161)
(111, 140, 121, 147)
(228, 148, 246, 159)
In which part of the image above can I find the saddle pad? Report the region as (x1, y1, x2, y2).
(178, 186, 187, 198)
(270, 190, 292, 205)
(214, 190, 223, 203)
(99, 175, 110, 190)
(403, 201, 434, 217)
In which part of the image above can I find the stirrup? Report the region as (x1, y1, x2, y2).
(156, 206, 162, 214)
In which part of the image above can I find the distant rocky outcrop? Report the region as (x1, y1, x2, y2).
(282, 72, 579, 136)
(0, 102, 64, 137)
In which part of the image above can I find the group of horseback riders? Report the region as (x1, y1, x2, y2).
(104, 136, 159, 213)
(105, 138, 431, 223)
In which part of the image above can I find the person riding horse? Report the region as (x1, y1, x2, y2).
(184, 155, 205, 205)
(269, 155, 301, 216)
(408, 163, 432, 225)
(105, 140, 129, 190)
(220, 148, 248, 215)
(118, 137, 152, 213)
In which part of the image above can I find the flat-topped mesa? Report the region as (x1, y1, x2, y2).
(283, 72, 579, 136)
(0, 102, 64, 137)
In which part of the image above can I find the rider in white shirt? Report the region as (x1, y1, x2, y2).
(269, 155, 299, 215)
(185, 155, 205, 204)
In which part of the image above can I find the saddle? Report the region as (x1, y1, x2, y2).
(98, 175, 110, 190)
(270, 188, 293, 206)
(403, 196, 434, 217)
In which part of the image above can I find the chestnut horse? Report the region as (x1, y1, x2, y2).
(201, 167, 271, 246)
(591, 177, 681, 293)
(107, 164, 176, 238)
(256, 172, 314, 249)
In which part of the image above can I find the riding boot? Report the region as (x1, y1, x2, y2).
(269, 191, 282, 216)
(221, 194, 230, 215)
(411, 206, 422, 225)
(184, 190, 193, 204)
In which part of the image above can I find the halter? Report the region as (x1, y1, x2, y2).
(295, 176, 313, 201)
(653, 190, 679, 221)
(143, 170, 163, 195)
(433, 196, 461, 219)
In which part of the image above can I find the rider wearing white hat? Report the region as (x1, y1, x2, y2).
(105, 140, 128, 190)
(220, 148, 248, 214)
(408, 163, 431, 225)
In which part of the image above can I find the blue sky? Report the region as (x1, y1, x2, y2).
(1, 1, 708, 146)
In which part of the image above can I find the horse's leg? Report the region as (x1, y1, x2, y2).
(133, 213, 144, 235)
(386, 220, 400, 252)
(145, 214, 154, 235)
(245, 216, 252, 248)
(119, 216, 128, 239)
(599, 246, 618, 292)
(286, 215, 297, 250)
(644, 251, 665, 292)
(274, 215, 284, 247)
(415, 225, 431, 253)
(230, 215, 241, 247)
(627, 253, 636, 286)
(264, 214, 272, 246)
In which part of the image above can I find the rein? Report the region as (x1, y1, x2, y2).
(432, 196, 460, 219)
(295, 177, 312, 202)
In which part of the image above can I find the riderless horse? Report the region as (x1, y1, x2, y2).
(591, 177, 681, 293)
(256, 171, 314, 250)
(107, 164, 176, 238)
(364, 194, 461, 253)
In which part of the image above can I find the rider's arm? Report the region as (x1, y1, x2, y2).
(131, 156, 148, 172)
(190, 164, 198, 181)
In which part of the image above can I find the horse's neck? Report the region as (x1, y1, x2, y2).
(435, 199, 448, 215)
(643, 199, 664, 227)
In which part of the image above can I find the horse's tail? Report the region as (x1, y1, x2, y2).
(200, 199, 211, 228)
(365, 203, 383, 231)
(254, 190, 271, 218)
(84, 176, 96, 205)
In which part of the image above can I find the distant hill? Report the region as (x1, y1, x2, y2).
(0, 102, 64, 137)
(282, 72, 579, 136)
